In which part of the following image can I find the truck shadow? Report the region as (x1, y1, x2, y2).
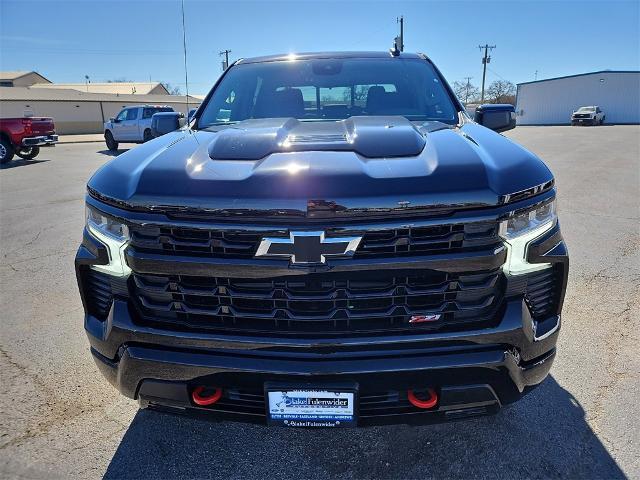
(0, 158, 50, 170)
(103, 376, 625, 479)
(97, 149, 130, 157)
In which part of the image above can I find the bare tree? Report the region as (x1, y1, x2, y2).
(485, 80, 516, 104)
(161, 82, 181, 95)
(343, 85, 379, 106)
(452, 80, 480, 104)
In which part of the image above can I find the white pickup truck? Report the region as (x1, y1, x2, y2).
(104, 105, 174, 150)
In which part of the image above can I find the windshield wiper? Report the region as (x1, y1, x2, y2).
(200, 121, 239, 129)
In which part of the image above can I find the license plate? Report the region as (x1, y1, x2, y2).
(266, 387, 357, 427)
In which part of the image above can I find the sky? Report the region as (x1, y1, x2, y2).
(1, 0, 639, 96)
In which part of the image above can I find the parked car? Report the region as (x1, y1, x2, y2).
(0, 117, 58, 164)
(103, 105, 174, 150)
(77, 52, 568, 428)
(571, 105, 605, 125)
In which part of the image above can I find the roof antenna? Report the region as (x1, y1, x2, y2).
(180, 0, 190, 128)
(390, 35, 401, 56)
(390, 15, 403, 56)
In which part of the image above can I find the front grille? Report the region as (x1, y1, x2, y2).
(525, 266, 562, 319)
(127, 222, 500, 259)
(130, 268, 505, 336)
(356, 223, 498, 257)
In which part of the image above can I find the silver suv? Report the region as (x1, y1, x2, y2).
(104, 105, 174, 150)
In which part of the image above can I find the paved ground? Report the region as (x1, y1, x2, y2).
(0, 126, 638, 479)
(57, 134, 104, 144)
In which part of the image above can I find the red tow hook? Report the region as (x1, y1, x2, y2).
(407, 388, 438, 409)
(191, 386, 223, 406)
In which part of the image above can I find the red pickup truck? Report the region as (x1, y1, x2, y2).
(0, 117, 58, 164)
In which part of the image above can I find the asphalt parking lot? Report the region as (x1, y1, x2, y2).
(0, 126, 638, 479)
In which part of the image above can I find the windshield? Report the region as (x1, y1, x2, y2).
(577, 106, 595, 112)
(197, 57, 459, 128)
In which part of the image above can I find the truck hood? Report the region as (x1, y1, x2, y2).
(88, 116, 553, 219)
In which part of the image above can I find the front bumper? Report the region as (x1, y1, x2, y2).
(86, 297, 559, 425)
(22, 134, 58, 147)
(571, 117, 596, 125)
(76, 230, 568, 426)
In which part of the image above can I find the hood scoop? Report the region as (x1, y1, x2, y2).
(208, 116, 426, 161)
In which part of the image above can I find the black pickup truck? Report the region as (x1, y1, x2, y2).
(76, 52, 568, 427)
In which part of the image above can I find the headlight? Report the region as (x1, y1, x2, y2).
(86, 204, 131, 276)
(499, 199, 556, 275)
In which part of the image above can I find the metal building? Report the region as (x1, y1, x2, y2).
(0, 87, 201, 134)
(0, 71, 51, 88)
(516, 71, 640, 125)
(30, 81, 170, 95)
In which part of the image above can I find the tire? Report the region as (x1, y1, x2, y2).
(143, 129, 153, 143)
(105, 130, 118, 151)
(0, 137, 14, 164)
(16, 146, 40, 160)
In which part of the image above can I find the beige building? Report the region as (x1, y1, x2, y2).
(0, 71, 51, 88)
(30, 81, 170, 95)
(0, 87, 201, 134)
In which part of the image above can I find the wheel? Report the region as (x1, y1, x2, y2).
(16, 146, 40, 160)
(105, 130, 118, 151)
(143, 129, 153, 142)
(0, 137, 14, 164)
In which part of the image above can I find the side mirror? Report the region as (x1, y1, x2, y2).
(110, 117, 118, 123)
(151, 112, 184, 138)
(474, 104, 516, 132)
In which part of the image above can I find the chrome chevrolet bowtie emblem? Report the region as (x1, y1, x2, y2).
(255, 231, 362, 265)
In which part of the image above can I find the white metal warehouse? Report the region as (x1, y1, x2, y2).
(516, 70, 640, 125)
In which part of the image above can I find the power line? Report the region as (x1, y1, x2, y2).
(478, 44, 496, 103)
(486, 66, 507, 81)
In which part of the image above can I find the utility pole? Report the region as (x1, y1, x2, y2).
(398, 16, 404, 52)
(463, 76, 473, 104)
(219, 49, 232, 71)
(478, 44, 496, 103)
